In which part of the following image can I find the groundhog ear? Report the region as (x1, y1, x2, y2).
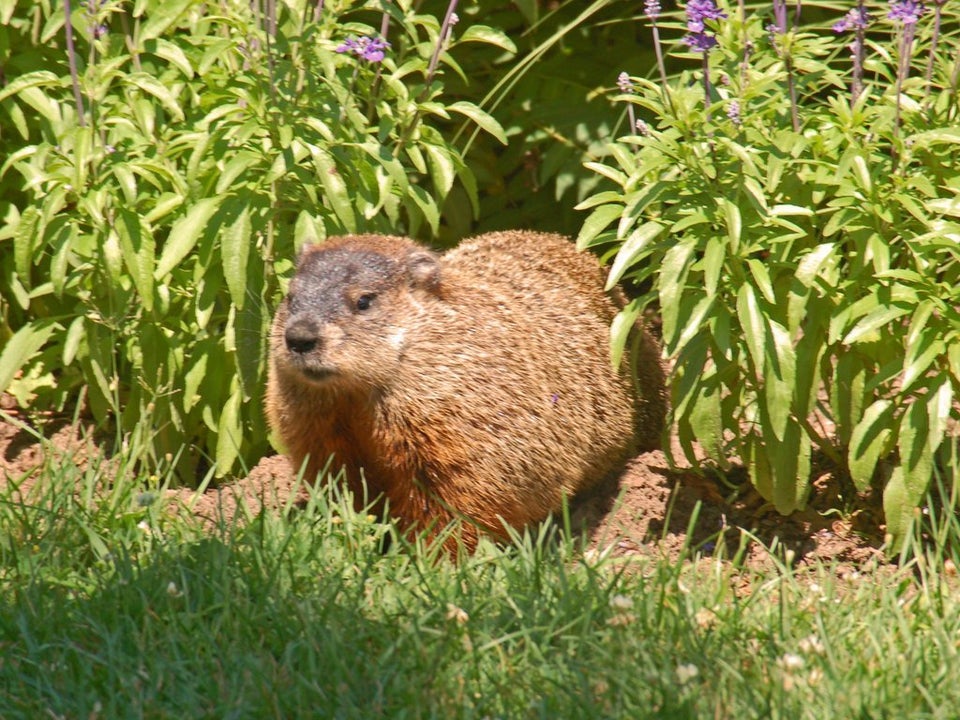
(294, 243, 319, 267)
(406, 250, 441, 292)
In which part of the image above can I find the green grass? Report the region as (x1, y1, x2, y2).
(1, 451, 959, 719)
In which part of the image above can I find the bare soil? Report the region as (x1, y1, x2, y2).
(0, 404, 886, 573)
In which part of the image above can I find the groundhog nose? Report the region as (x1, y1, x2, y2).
(284, 318, 320, 355)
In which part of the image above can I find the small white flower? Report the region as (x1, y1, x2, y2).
(446, 603, 469, 624)
(798, 634, 825, 655)
(676, 663, 699, 684)
(166, 581, 183, 598)
(609, 594, 634, 611)
(779, 653, 805, 671)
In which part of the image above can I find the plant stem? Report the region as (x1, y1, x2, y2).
(426, 0, 459, 86)
(702, 54, 713, 126)
(893, 24, 917, 169)
(851, 2, 865, 105)
(63, 0, 87, 127)
(923, 0, 944, 106)
(650, 22, 677, 118)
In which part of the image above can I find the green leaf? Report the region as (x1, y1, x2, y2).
(925, 197, 960, 218)
(901, 332, 943, 394)
(137, 0, 194, 42)
(423, 143, 457, 197)
(842, 304, 911, 345)
(221, 204, 252, 311)
(908, 127, 960, 148)
(116, 209, 155, 312)
(576, 204, 622, 251)
(457, 25, 518, 53)
(765, 418, 811, 514)
(609, 300, 642, 371)
(126, 72, 185, 122)
(408, 185, 440, 236)
(215, 382, 243, 477)
(689, 372, 724, 463)
(720, 198, 741, 249)
(583, 162, 627, 187)
(747, 259, 776, 305)
(13, 205, 40, 287)
(294, 211, 325, 251)
(764, 320, 796, 442)
(927, 377, 953, 455)
(883, 468, 912, 548)
(787, 243, 835, 334)
(702, 236, 725, 299)
(155, 197, 222, 280)
(0, 70, 59, 105)
(676, 294, 714, 350)
(747, 436, 775, 507)
(848, 399, 895, 490)
(0, 320, 60, 392)
(658, 239, 696, 352)
(154, 38, 195, 78)
(604, 221, 663, 289)
(769, 204, 814, 217)
(447, 101, 507, 145)
(897, 398, 933, 512)
(310, 147, 357, 233)
(63, 316, 86, 367)
(736, 283, 765, 377)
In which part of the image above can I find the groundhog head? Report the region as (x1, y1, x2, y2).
(272, 235, 442, 391)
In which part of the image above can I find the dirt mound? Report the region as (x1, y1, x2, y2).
(0, 408, 885, 570)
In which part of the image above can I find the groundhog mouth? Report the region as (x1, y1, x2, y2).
(300, 367, 338, 384)
(284, 360, 338, 385)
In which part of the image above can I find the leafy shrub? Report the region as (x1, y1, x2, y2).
(581, 0, 960, 543)
(0, 0, 509, 480)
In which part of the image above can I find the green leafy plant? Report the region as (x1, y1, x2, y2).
(581, 0, 960, 544)
(0, 0, 510, 480)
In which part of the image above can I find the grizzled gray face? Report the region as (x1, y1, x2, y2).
(275, 241, 441, 388)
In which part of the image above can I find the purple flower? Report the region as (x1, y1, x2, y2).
(684, 32, 719, 51)
(617, 72, 634, 93)
(645, 0, 662, 19)
(336, 35, 391, 63)
(684, 0, 726, 52)
(888, 0, 925, 24)
(834, 5, 872, 31)
(686, 0, 727, 30)
(727, 99, 742, 126)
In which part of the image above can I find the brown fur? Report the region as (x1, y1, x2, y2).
(265, 230, 666, 552)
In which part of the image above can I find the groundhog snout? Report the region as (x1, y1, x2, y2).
(284, 316, 321, 355)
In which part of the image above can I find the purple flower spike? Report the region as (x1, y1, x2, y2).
(645, 0, 662, 19)
(727, 100, 742, 126)
(617, 72, 634, 93)
(336, 35, 391, 63)
(834, 5, 872, 31)
(684, 31, 719, 51)
(684, 0, 726, 52)
(888, 0, 925, 24)
(686, 0, 728, 23)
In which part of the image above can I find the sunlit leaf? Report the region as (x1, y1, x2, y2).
(447, 101, 507, 145)
(0, 320, 60, 392)
(155, 197, 222, 279)
(736, 283, 765, 376)
(849, 399, 895, 490)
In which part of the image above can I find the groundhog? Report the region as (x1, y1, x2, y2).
(265, 230, 666, 552)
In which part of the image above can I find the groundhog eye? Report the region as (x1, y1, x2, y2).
(355, 293, 376, 311)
